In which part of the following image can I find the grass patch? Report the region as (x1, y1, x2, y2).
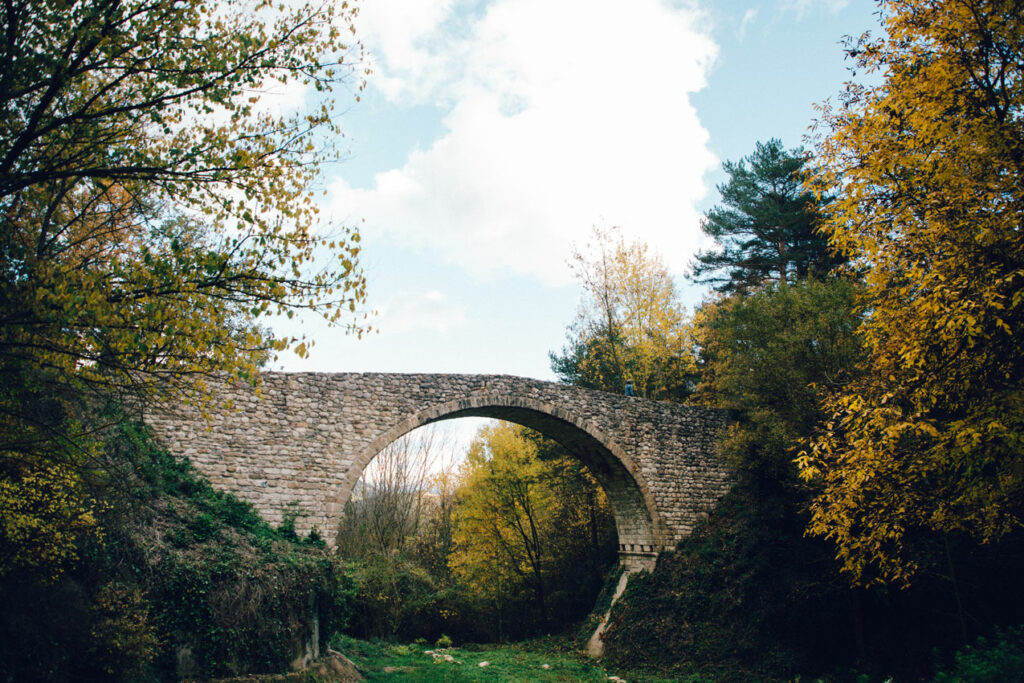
(329, 634, 696, 682)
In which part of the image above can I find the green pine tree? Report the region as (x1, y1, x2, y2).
(691, 139, 842, 294)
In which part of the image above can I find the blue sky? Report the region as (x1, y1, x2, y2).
(271, 0, 880, 382)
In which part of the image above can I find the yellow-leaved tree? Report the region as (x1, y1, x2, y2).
(798, 0, 1024, 584)
(451, 423, 558, 632)
(0, 0, 368, 579)
(449, 422, 614, 638)
(550, 226, 697, 401)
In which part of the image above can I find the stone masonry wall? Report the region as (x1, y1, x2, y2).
(144, 372, 732, 567)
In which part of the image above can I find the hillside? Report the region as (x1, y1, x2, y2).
(1, 420, 343, 681)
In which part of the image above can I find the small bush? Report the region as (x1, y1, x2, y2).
(188, 512, 219, 541)
(87, 582, 159, 679)
(932, 627, 1024, 683)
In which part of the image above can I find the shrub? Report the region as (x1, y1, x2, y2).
(932, 627, 1024, 683)
(87, 582, 159, 679)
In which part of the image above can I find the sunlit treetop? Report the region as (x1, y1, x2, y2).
(0, 0, 371, 409)
(551, 226, 697, 402)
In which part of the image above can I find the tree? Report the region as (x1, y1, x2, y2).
(336, 427, 456, 560)
(691, 139, 842, 294)
(797, 0, 1024, 585)
(550, 226, 697, 401)
(693, 279, 861, 490)
(451, 423, 555, 632)
(604, 275, 1024, 679)
(590, 279, 866, 678)
(335, 426, 458, 639)
(449, 422, 615, 639)
(1, 0, 368, 413)
(0, 0, 368, 580)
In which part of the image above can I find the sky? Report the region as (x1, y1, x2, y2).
(270, 0, 881, 383)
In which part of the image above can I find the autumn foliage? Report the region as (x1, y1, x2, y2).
(450, 423, 615, 637)
(551, 226, 697, 401)
(798, 0, 1024, 584)
(0, 0, 368, 582)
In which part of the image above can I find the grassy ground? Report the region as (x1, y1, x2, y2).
(329, 634, 698, 682)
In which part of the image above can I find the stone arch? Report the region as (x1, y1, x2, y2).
(144, 372, 733, 572)
(324, 393, 670, 568)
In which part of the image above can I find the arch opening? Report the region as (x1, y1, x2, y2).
(336, 416, 625, 642)
(325, 394, 668, 570)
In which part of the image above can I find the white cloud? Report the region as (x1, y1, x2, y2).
(245, 76, 312, 120)
(782, 0, 849, 19)
(376, 290, 466, 334)
(738, 8, 758, 40)
(329, 0, 719, 285)
(354, 0, 462, 103)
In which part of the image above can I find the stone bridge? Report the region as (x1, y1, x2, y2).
(145, 372, 732, 569)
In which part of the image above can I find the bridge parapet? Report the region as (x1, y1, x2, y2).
(145, 372, 732, 566)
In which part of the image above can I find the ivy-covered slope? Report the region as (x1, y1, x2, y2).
(0, 421, 348, 681)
